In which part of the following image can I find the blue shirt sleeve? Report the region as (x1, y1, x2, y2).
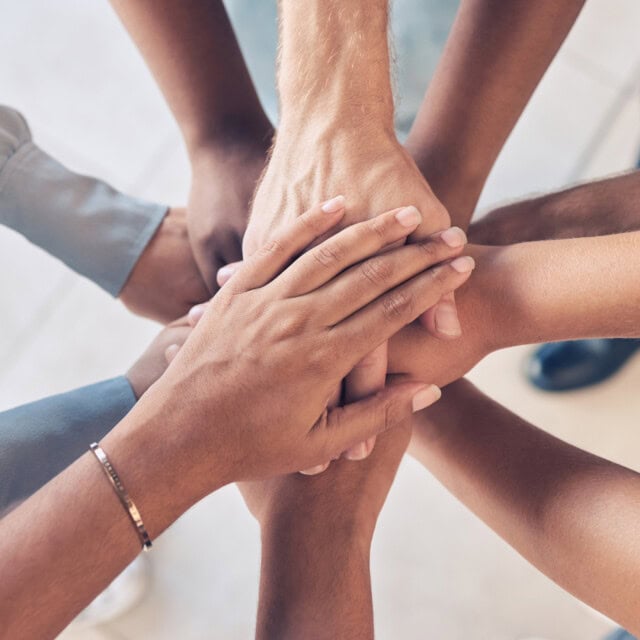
(0, 376, 136, 511)
(0, 105, 167, 296)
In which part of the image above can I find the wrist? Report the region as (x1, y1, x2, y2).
(259, 492, 376, 552)
(471, 243, 535, 351)
(100, 391, 231, 538)
(406, 143, 486, 229)
(187, 118, 273, 168)
(278, 1, 394, 132)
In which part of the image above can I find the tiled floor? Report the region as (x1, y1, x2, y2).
(1, 0, 639, 638)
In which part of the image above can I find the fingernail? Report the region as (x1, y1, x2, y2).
(217, 264, 237, 286)
(440, 227, 467, 248)
(165, 343, 180, 363)
(299, 462, 331, 476)
(344, 441, 369, 461)
(188, 304, 206, 324)
(450, 256, 476, 273)
(395, 206, 422, 228)
(321, 195, 346, 213)
(434, 303, 462, 337)
(412, 385, 442, 413)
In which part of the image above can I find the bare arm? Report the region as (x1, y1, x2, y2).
(109, 0, 271, 155)
(469, 170, 640, 245)
(0, 204, 458, 638)
(109, 0, 273, 290)
(406, 0, 586, 225)
(410, 379, 640, 634)
(388, 230, 640, 384)
(240, 426, 413, 640)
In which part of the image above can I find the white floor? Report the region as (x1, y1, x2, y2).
(1, 1, 639, 638)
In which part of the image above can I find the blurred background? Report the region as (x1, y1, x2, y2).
(1, 0, 639, 638)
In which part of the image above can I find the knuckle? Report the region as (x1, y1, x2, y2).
(383, 395, 405, 429)
(414, 239, 440, 263)
(426, 263, 455, 292)
(382, 290, 414, 320)
(258, 237, 286, 258)
(312, 241, 344, 268)
(368, 216, 389, 240)
(360, 257, 393, 285)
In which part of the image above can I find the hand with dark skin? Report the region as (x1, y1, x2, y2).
(126, 314, 193, 399)
(110, 0, 273, 292)
(118, 207, 209, 323)
(239, 425, 412, 640)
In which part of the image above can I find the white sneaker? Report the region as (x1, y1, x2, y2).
(68, 554, 149, 629)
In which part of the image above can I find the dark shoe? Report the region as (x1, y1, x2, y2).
(525, 339, 640, 392)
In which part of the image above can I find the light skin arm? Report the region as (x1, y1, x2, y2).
(0, 203, 465, 638)
(386, 229, 640, 385)
(410, 379, 640, 634)
(406, 0, 586, 226)
(246, 0, 458, 339)
(109, 0, 273, 290)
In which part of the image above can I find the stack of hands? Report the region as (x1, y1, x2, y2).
(6, 0, 640, 637)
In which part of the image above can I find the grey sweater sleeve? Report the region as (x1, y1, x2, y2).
(0, 377, 136, 511)
(0, 105, 167, 296)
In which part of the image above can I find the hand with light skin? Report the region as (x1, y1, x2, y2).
(119, 207, 209, 323)
(126, 314, 193, 400)
(0, 200, 473, 639)
(237, 425, 411, 640)
(243, 0, 458, 465)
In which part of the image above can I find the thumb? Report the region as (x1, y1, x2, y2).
(319, 382, 442, 458)
(216, 261, 243, 288)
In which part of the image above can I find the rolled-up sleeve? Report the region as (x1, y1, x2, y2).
(0, 377, 136, 511)
(0, 105, 167, 296)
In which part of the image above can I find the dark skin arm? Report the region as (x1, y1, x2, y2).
(407, 0, 586, 226)
(410, 379, 640, 635)
(469, 169, 640, 245)
(240, 426, 413, 640)
(109, 0, 273, 291)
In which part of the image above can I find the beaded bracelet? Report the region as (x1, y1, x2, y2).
(90, 442, 152, 551)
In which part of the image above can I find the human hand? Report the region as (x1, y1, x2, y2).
(119, 207, 209, 323)
(388, 244, 503, 385)
(243, 128, 462, 464)
(125, 315, 195, 400)
(218, 221, 470, 473)
(239, 422, 411, 536)
(187, 142, 269, 293)
(238, 424, 412, 640)
(122, 198, 472, 516)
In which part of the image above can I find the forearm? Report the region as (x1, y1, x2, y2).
(389, 232, 640, 383)
(0, 453, 143, 639)
(257, 515, 373, 640)
(489, 232, 640, 344)
(0, 401, 225, 638)
(410, 380, 640, 634)
(277, 0, 394, 135)
(0, 377, 136, 512)
(407, 0, 585, 226)
(470, 170, 640, 245)
(110, 0, 272, 157)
